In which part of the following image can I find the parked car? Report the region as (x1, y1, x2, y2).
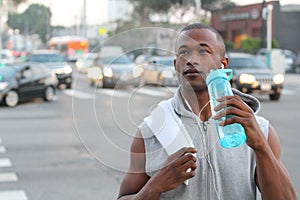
(100, 54, 143, 88)
(227, 52, 285, 101)
(256, 48, 295, 72)
(142, 56, 178, 87)
(27, 50, 73, 89)
(0, 62, 58, 107)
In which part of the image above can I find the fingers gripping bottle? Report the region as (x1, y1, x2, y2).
(206, 69, 246, 148)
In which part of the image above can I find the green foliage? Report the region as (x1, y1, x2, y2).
(129, 0, 228, 25)
(240, 37, 280, 54)
(7, 4, 51, 43)
(272, 39, 279, 48)
(224, 40, 234, 51)
(240, 37, 261, 54)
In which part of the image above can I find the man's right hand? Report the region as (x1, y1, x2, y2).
(147, 147, 197, 194)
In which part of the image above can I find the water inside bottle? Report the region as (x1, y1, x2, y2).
(217, 123, 246, 148)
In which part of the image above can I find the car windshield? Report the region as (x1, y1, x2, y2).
(102, 55, 132, 64)
(30, 54, 65, 63)
(229, 57, 267, 69)
(0, 67, 15, 81)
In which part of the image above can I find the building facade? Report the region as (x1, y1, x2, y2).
(210, 1, 300, 53)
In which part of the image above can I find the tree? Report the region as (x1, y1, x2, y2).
(11, 0, 27, 6)
(129, 0, 234, 25)
(7, 4, 51, 43)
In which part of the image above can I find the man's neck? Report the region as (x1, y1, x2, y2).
(180, 88, 212, 121)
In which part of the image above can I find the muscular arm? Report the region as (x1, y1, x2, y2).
(118, 131, 197, 199)
(255, 124, 296, 200)
(214, 96, 296, 200)
(117, 131, 158, 200)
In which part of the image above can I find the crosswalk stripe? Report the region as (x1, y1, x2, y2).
(0, 190, 28, 200)
(0, 173, 18, 182)
(0, 158, 12, 168)
(0, 146, 6, 153)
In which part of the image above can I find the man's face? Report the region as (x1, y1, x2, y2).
(174, 28, 224, 92)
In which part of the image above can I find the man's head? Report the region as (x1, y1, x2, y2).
(174, 23, 228, 92)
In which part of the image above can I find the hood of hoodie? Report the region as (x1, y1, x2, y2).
(172, 86, 261, 120)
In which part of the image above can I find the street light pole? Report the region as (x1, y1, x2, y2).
(0, 2, 3, 63)
(266, 4, 273, 68)
(82, 0, 87, 38)
(195, 0, 201, 22)
(261, 0, 267, 48)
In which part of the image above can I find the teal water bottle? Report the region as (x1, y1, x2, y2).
(206, 69, 246, 148)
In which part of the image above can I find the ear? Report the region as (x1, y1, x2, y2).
(221, 57, 229, 69)
(174, 58, 177, 71)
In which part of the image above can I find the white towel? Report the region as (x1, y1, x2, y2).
(144, 99, 195, 185)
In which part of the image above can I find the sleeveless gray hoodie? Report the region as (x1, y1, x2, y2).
(139, 87, 269, 200)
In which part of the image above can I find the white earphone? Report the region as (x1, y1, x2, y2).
(220, 64, 224, 69)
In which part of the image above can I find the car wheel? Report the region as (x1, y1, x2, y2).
(66, 83, 72, 89)
(5, 90, 19, 107)
(44, 86, 55, 101)
(89, 80, 95, 87)
(269, 92, 281, 101)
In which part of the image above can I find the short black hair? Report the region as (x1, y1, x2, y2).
(176, 23, 226, 57)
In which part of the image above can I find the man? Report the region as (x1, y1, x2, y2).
(117, 23, 296, 199)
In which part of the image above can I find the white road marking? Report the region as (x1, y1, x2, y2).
(0, 173, 18, 182)
(66, 87, 176, 99)
(134, 87, 169, 97)
(98, 89, 131, 98)
(0, 190, 28, 200)
(63, 89, 94, 99)
(0, 146, 6, 153)
(0, 158, 12, 167)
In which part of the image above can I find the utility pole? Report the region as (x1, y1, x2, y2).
(82, 0, 87, 38)
(195, 0, 201, 22)
(0, 0, 3, 62)
(261, 0, 267, 48)
(266, 4, 273, 68)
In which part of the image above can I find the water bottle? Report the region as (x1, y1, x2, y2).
(206, 69, 246, 148)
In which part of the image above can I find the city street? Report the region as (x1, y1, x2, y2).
(0, 71, 299, 200)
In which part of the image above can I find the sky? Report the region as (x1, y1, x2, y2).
(19, 0, 300, 26)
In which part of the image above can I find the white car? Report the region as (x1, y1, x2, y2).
(142, 56, 178, 87)
(256, 48, 295, 72)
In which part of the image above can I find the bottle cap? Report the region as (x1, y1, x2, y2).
(206, 69, 233, 84)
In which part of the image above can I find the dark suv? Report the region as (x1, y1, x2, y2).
(227, 52, 285, 101)
(27, 50, 73, 89)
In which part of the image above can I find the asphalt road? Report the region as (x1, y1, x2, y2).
(0, 72, 299, 200)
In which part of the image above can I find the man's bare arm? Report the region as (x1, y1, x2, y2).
(255, 124, 296, 200)
(117, 131, 197, 199)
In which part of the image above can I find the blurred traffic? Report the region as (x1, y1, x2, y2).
(0, 1, 299, 108)
(0, 1, 300, 199)
(0, 62, 57, 107)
